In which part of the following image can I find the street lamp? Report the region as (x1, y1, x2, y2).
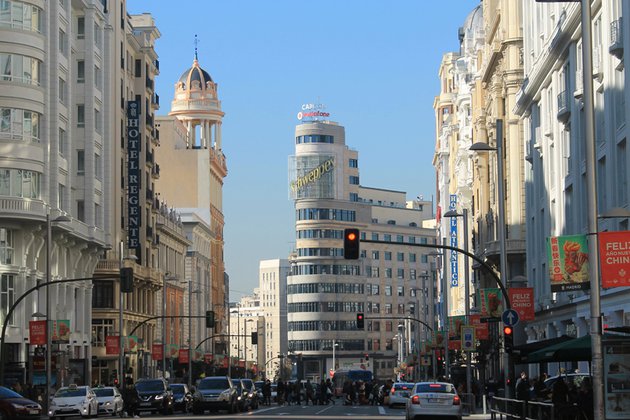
(244, 319, 255, 379)
(444, 208, 472, 409)
(162, 273, 178, 380)
(470, 121, 509, 396)
(118, 243, 137, 387)
(46, 213, 70, 408)
(331, 340, 339, 377)
(429, 249, 449, 379)
(188, 281, 202, 387)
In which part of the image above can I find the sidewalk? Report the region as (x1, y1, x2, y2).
(466, 412, 492, 419)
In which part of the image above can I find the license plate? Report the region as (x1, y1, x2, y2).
(29, 410, 39, 415)
(428, 398, 440, 403)
(401, 393, 409, 397)
(140, 402, 152, 407)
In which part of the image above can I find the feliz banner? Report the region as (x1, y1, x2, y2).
(106, 336, 120, 355)
(547, 234, 590, 291)
(509, 288, 535, 321)
(152, 343, 163, 361)
(599, 231, 630, 288)
(29, 320, 46, 345)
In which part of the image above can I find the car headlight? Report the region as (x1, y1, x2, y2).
(155, 394, 164, 400)
(104, 401, 112, 406)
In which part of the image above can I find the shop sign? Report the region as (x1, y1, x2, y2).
(599, 231, 630, 288)
(449, 194, 459, 287)
(127, 100, 141, 253)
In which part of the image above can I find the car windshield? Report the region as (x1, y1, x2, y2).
(94, 388, 114, 397)
(393, 383, 414, 391)
(414, 383, 456, 394)
(56, 387, 86, 398)
(234, 382, 243, 391)
(198, 379, 229, 390)
(241, 380, 253, 389)
(170, 385, 185, 395)
(0, 387, 23, 399)
(135, 381, 164, 392)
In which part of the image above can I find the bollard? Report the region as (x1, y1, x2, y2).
(483, 394, 487, 414)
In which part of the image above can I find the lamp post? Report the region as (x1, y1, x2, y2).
(45, 213, 70, 408)
(187, 281, 202, 388)
(444, 208, 472, 410)
(162, 273, 178, 380)
(244, 319, 255, 379)
(331, 340, 338, 377)
(470, 119, 509, 396)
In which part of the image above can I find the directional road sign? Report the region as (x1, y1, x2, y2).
(502, 309, 519, 327)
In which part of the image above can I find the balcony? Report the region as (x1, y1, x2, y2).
(145, 77, 154, 91)
(151, 93, 159, 109)
(610, 18, 624, 59)
(151, 163, 160, 179)
(146, 188, 154, 202)
(145, 150, 154, 166)
(145, 114, 154, 128)
(557, 90, 570, 123)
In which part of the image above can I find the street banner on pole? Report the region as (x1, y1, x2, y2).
(167, 344, 179, 358)
(151, 343, 163, 361)
(508, 288, 535, 321)
(479, 288, 503, 320)
(471, 315, 489, 340)
(51, 320, 70, 343)
(547, 234, 590, 291)
(204, 353, 213, 363)
(179, 349, 189, 363)
(123, 336, 138, 353)
(106, 336, 120, 355)
(434, 331, 446, 348)
(599, 231, 630, 288)
(29, 320, 46, 345)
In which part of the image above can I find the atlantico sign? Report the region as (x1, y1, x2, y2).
(290, 158, 334, 194)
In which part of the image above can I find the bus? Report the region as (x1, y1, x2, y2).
(332, 368, 373, 397)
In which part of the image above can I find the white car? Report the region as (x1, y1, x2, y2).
(48, 385, 99, 419)
(93, 386, 123, 416)
(405, 382, 462, 420)
(389, 382, 415, 408)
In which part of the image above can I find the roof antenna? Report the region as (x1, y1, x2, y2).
(194, 34, 199, 61)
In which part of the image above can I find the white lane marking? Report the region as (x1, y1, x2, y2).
(378, 405, 387, 415)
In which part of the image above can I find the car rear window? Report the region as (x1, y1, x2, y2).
(198, 379, 229, 390)
(94, 388, 114, 397)
(393, 383, 414, 391)
(414, 383, 455, 394)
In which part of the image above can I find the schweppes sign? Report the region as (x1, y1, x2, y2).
(290, 158, 334, 193)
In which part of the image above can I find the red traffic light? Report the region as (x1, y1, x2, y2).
(504, 326, 513, 335)
(347, 231, 357, 241)
(343, 228, 360, 259)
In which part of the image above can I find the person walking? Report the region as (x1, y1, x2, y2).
(516, 372, 530, 418)
(262, 379, 272, 406)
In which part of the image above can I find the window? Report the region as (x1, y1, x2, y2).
(77, 60, 85, 83)
(0, 2, 42, 32)
(77, 17, 85, 39)
(0, 229, 14, 265)
(410, 269, 416, 280)
(409, 253, 416, 262)
(92, 281, 114, 308)
(94, 108, 100, 133)
(91, 319, 114, 346)
(385, 285, 392, 296)
(397, 252, 404, 261)
(94, 23, 100, 46)
(0, 53, 41, 85)
(397, 268, 404, 279)
(94, 66, 101, 89)
(349, 175, 360, 185)
(385, 304, 392, 314)
(371, 267, 379, 278)
(0, 108, 41, 142)
(0, 274, 15, 326)
(397, 235, 404, 243)
(397, 286, 404, 296)
(384, 252, 392, 261)
(77, 200, 85, 222)
(397, 304, 405, 315)
(95, 153, 101, 179)
(385, 321, 393, 332)
(385, 268, 392, 278)
(77, 150, 85, 174)
(58, 183, 65, 210)
(617, 139, 628, 206)
(58, 77, 66, 104)
(58, 29, 66, 55)
(371, 233, 379, 241)
(384, 234, 391, 242)
(58, 128, 66, 156)
(349, 158, 358, 168)
(77, 105, 85, 127)
(371, 251, 379, 260)
(349, 192, 359, 202)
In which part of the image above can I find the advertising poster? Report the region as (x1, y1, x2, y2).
(179, 349, 189, 363)
(106, 336, 120, 355)
(288, 154, 336, 200)
(29, 320, 46, 345)
(509, 288, 535, 321)
(599, 231, 630, 288)
(547, 234, 590, 291)
(51, 320, 70, 343)
(604, 337, 630, 419)
(194, 349, 204, 362)
(434, 331, 446, 349)
(471, 315, 489, 340)
(151, 343, 163, 361)
(167, 344, 179, 358)
(448, 316, 466, 339)
(479, 288, 503, 320)
(123, 336, 138, 353)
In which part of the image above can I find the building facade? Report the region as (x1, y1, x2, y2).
(516, 0, 630, 375)
(288, 114, 436, 382)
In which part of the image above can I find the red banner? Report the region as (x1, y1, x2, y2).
(204, 353, 213, 363)
(599, 231, 630, 288)
(29, 320, 46, 345)
(471, 315, 489, 340)
(508, 288, 535, 321)
(179, 349, 189, 364)
(106, 336, 120, 355)
(152, 344, 163, 361)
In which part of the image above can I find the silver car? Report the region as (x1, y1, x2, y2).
(389, 382, 415, 408)
(93, 386, 123, 416)
(48, 385, 99, 419)
(405, 382, 462, 420)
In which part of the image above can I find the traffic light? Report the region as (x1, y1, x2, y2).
(343, 228, 360, 259)
(120, 267, 134, 293)
(251, 331, 258, 345)
(205, 310, 215, 329)
(356, 313, 364, 329)
(365, 353, 369, 361)
(503, 326, 514, 354)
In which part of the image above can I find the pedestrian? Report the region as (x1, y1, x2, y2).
(577, 377, 593, 420)
(277, 380, 285, 406)
(305, 379, 314, 405)
(326, 379, 335, 405)
(516, 372, 530, 401)
(263, 379, 271, 406)
(121, 379, 139, 417)
(552, 377, 569, 420)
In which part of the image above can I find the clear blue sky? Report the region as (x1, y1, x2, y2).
(128, 0, 481, 296)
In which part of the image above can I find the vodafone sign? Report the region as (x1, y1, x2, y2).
(599, 231, 630, 288)
(297, 103, 330, 121)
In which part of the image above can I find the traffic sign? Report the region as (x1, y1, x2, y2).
(502, 309, 520, 326)
(461, 326, 475, 351)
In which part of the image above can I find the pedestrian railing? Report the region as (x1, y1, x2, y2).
(461, 392, 475, 415)
(489, 396, 554, 420)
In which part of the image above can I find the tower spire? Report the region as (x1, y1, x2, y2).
(194, 34, 199, 61)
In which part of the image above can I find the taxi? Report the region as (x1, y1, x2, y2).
(48, 384, 98, 419)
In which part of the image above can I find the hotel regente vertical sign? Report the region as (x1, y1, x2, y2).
(127, 101, 141, 253)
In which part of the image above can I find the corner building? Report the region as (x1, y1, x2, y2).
(288, 117, 436, 381)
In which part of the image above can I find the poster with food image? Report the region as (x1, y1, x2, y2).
(123, 335, 138, 353)
(167, 344, 179, 358)
(479, 288, 504, 320)
(434, 331, 445, 348)
(604, 338, 630, 419)
(547, 234, 590, 291)
(448, 316, 466, 339)
(51, 320, 70, 343)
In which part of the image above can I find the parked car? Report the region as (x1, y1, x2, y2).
(169, 383, 193, 413)
(405, 382, 462, 420)
(0, 386, 41, 420)
(48, 384, 99, 419)
(389, 382, 415, 408)
(543, 373, 591, 394)
(192, 376, 238, 414)
(93, 386, 123, 416)
(134, 378, 174, 415)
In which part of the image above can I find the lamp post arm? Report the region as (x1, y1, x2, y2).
(128, 315, 205, 338)
(195, 334, 250, 350)
(360, 239, 511, 309)
(0, 275, 115, 384)
(364, 315, 434, 332)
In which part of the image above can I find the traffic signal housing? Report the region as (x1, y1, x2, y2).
(120, 267, 134, 293)
(356, 313, 365, 329)
(343, 228, 360, 259)
(251, 331, 258, 345)
(503, 326, 514, 354)
(205, 310, 215, 329)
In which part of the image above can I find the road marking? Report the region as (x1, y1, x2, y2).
(378, 406, 387, 415)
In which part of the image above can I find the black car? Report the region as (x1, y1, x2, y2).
(134, 378, 174, 415)
(169, 383, 192, 413)
(0, 386, 42, 420)
(192, 376, 238, 414)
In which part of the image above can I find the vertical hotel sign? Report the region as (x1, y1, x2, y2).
(127, 101, 141, 253)
(449, 194, 458, 287)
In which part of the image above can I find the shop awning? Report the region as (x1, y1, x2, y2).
(528, 334, 595, 363)
(512, 335, 574, 364)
